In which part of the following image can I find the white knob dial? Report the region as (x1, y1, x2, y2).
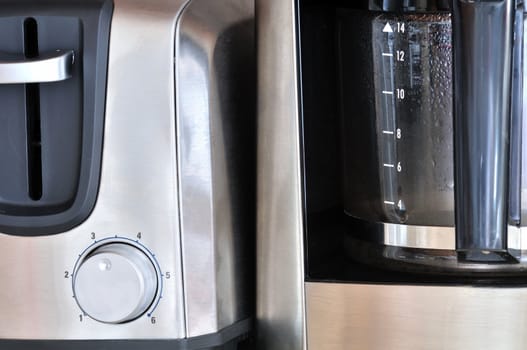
(73, 243, 158, 324)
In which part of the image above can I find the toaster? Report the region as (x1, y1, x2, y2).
(0, 0, 255, 349)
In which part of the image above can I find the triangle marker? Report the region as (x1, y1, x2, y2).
(382, 22, 393, 33)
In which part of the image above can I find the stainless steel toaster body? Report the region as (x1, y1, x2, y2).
(0, 0, 254, 348)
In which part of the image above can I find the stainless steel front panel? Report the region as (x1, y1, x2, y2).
(306, 282, 527, 350)
(256, 0, 306, 349)
(0, 0, 188, 339)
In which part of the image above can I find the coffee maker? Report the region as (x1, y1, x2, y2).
(257, 0, 527, 349)
(0, 0, 254, 349)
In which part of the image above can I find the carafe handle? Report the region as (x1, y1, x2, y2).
(452, 0, 516, 261)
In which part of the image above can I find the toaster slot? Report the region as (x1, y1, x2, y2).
(0, 0, 112, 235)
(24, 18, 43, 201)
(0, 15, 82, 215)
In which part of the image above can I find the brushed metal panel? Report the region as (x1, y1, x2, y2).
(306, 282, 527, 350)
(256, 0, 306, 349)
(0, 0, 188, 340)
(176, 0, 254, 337)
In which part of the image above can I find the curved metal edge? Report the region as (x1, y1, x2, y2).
(256, 0, 306, 349)
(0, 49, 74, 84)
(175, 0, 255, 338)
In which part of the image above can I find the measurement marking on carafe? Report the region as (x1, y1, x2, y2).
(383, 163, 394, 168)
(384, 201, 395, 205)
(382, 53, 393, 57)
(382, 90, 393, 95)
(382, 130, 394, 135)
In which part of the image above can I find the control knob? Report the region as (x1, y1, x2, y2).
(73, 243, 158, 323)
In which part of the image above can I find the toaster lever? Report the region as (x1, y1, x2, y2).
(0, 49, 74, 84)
